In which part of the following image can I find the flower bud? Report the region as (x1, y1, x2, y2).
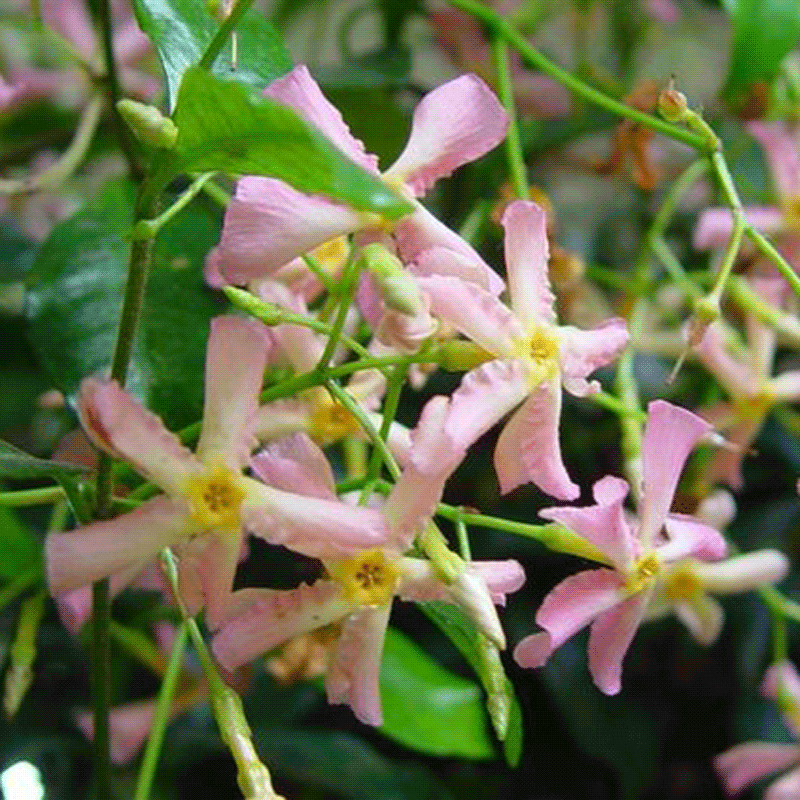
(117, 100, 178, 149)
(658, 87, 688, 122)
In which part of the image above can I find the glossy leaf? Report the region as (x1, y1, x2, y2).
(722, 0, 800, 100)
(147, 68, 412, 218)
(132, 0, 292, 110)
(379, 627, 494, 759)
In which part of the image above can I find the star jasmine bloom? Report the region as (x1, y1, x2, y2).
(45, 316, 387, 625)
(213, 400, 525, 725)
(416, 199, 628, 499)
(209, 64, 508, 293)
(716, 661, 800, 798)
(513, 400, 727, 694)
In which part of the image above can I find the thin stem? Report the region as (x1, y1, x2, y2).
(315, 249, 361, 371)
(199, 0, 257, 70)
(0, 485, 66, 507)
(491, 36, 529, 199)
(131, 173, 216, 241)
(133, 621, 189, 800)
(363, 361, 408, 488)
(746, 227, 800, 297)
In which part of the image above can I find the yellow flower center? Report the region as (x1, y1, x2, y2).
(327, 549, 401, 606)
(310, 236, 349, 274)
(733, 387, 775, 421)
(529, 327, 559, 363)
(623, 552, 660, 595)
(661, 564, 704, 601)
(308, 401, 362, 446)
(185, 465, 247, 531)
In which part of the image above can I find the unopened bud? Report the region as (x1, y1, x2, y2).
(117, 99, 178, 149)
(658, 86, 688, 122)
(360, 243, 425, 316)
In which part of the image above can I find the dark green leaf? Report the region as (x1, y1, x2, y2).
(0, 507, 41, 580)
(132, 0, 292, 111)
(26, 178, 227, 430)
(722, 0, 800, 100)
(0, 440, 85, 482)
(147, 68, 412, 219)
(314, 48, 412, 89)
(379, 627, 493, 759)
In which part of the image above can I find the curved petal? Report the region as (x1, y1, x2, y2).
(539, 476, 635, 570)
(75, 699, 158, 765)
(212, 582, 351, 670)
(715, 742, 800, 795)
(765, 766, 800, 800)
(513, 632, 553, 668)
(661, 515, 728, 562)
(250, 433, 337, 500)
(326, 603, 391, 726)
(587, 589, 650, 695)
(694, 206, 785, 250)
(501, 201, 556, 327)
(762, 661, 800, 710)
(78, 378, 200, 495)
(196, 316, 271, 469)
(216, 178, 361, 283)
(695, 550, 789, 595)
(46, 496, 190, 594)
(558, 319, 629, 395)
(696, 322, 761, 398)
(535, 568, 623, 650)
(639, 401, 711, 547)
(747, 120, 800, 201)
(494, 378, 580, 499)
(265, 65, 379, 173)
(444, 360, 531, 453)
(40, 0, 96, 55)
(384, 74, 507, 196)
(251, 398, 312, 442)
(414, 246, 504, 292)
(673, 595, 724, 645)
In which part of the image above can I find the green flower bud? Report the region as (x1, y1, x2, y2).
(117, 99, 178, 149)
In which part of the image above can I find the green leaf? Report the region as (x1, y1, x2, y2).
(132, 0, 292, 111)
(4, 591, 45, 717)
(379, 627, 494, 759)
(0, 507, 41, 580)
(26, 178, 227, 430)
(0, 440, 85, 482)
(147, 68, 412, 219)
(722, 0, 800, 101)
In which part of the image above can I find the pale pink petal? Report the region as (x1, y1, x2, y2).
(696, 322, 761, 398)
(393, 202, 505, 295)
(443, 360, 531, 453)
(715, 742, 800, 795)
(535, 568, 624, 650)
(762, 661, 800, 711)
(216, 178, 361, 283)
(501, 201, 556, 327)
(494, 378, 580, 499)
(771, 370, 800, 402)
(587, 590, 650, 695)
(558, 319, 629, 396)
(661, 515, 728, 562)
(765, 766, 800, 800)
(240, 479, 387, 558)
(76, 700, 157, 765)
(747, 120, 800, 201)
(46, 496, 190, 594)
(638, 401, 711, 547)
(251, 432, 337, 499)
(196, 316, 271, 469)
(251, 399, 313, 442)
(539, 476, 635, 569)
(265, 65, 379, 173)
(40, 0, 97, 56)
(694, 206, 786, 250)
(673, 596, 724, 645)
(78, 378, 200, 496)
(695, 550, 789, 595)
(112, 15, 152, 65)
(699, 416, 761, 490)
(326, 603, 391, 726)
(384, 74, 507, 196)
(414, 246, 504, 291)
(212, 582, 351, 670)
(513, 632, 553, 668)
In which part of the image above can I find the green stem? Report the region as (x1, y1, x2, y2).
(131, 173, 216, 241)
(363, 362, 408, 488)
(199, 0, 257, 70)
(491, 36, 529, 199)
(315, 248, 361, 371)
(760, 585, 800, 625)
(0, 485, 66, 507)
(448, 0, 709, 151)
(133, 621, 189, 800)
(746, 227, 800, 297)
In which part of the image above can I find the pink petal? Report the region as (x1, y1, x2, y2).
(212, 582, 350, 670)
(558, 319, 629, 395)
(694, 206, 786, 250)
(535, 568, 624, 650)
(46, 496, 190, 594)
(715, 743, 800, 795)
(765, 766, 800, 800)
(539, 476, 635, 569)
(196, 316, 271, 469)
(638, 401, 711, 547)
(384, 74, 508, 196)
(698, 415, 761, 491)
(513, 632, 553, 668)
(112, 14, 153, 65)
(76, 700, 158, 765)
(40, 0, 97, 56)
(414, 246, 505, 291)
(695, 550, 788, 595)
(444, 359, 531, 452)
(241, 479, 388, 558)
(250, 433, 337, 500)
(762, 661, 800, 713)
(78, 378, 201, 496)
(265, 65, 379, 173)
(251, 398, 313, 442)
(326, 604, 391, 726)
(420, 274, 521, 356)
(673, 596, 724, 645)
(587, 590, 650, 695)
(696, 322, 761, 398)
(501, 201, 556, 327)
(661, 515, 728, 562)
(747, 120, 800, 201)
(494, 378, 580, 499)
(216, 178, 361, 283)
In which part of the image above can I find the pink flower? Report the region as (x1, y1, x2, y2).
(513, 400, 727, 694)
(45, 316, 387, 625)
(716, 661, 800, 797)
(213, 399, 525, 725)
(417, 200, 628, 499)
(209, 65, 508, 292)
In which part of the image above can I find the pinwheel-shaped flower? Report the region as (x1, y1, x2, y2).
(45, 316, 387, 625)
(417, 199, 628, 499)
(513, 401, 727, 694)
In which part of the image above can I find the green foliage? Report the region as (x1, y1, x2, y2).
(722, 0, 800, 101)
(0, 505, 41, 580)
(132, 0, 293, 110)
(0, 439, 85, 483)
